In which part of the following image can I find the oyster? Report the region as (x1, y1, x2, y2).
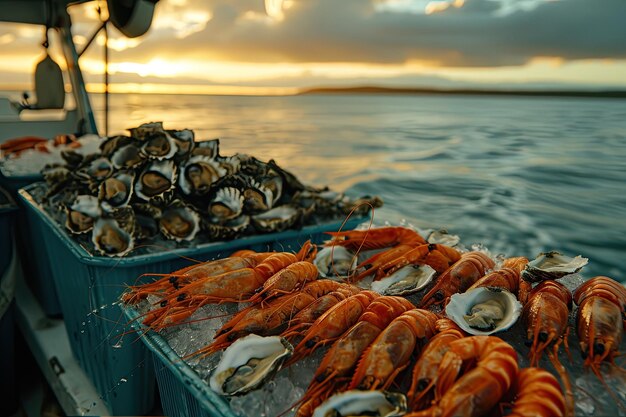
(99, 135, 133, 157)
(159, 200, 201, 242)
(133, 203, 161, 239)
(110, 144, 145, 170)
(243, 180, 275, 213)
(135, 160, 177, 203)
(312, 390, 407, 417)
(76, 156, 114, 183)
(251, 205, 301, 233)
(168, 128, 194, 158)
(371, 264, 437, 296)
(204, 215, 250, 241)
(65, 195, 101, 234)
(314, 246, 357, 279)
(209, 334, 293, 396)
(98, 171, 134, 209)
(128, 121, 164, 140)
(522, 251, 588, 282)
(191, 138, 219, 158)
(179, 155, 226, 195)
(427, 229, 461, 247)
(208, 187, 244, 222)
(140, 130, 177, 160)
(91, 217, 135, 257)
(446, 287, 522, 336)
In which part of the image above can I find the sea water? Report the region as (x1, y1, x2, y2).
(89, 92, 626, 283)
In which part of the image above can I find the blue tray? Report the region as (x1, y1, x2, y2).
(122, 301, 239, 417)
(18, 182, 365, 416)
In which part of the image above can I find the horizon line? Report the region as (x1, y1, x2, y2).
(1, 83, 625, 99)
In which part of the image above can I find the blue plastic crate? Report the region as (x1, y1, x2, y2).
(122, 300, 240, 417)
(0, 187, 18, 417)
(0, 169, 62, 316)
(18, 182, 365, 416)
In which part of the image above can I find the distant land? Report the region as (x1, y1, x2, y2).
(299, 86, 626, 99)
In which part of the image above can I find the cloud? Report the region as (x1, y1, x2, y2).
(105, 0, 626, 67)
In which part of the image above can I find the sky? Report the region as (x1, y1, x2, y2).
(1, 0, 626, 94)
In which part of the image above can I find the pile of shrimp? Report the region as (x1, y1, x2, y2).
(120, 226, 626, 417)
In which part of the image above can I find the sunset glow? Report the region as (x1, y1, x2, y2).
(0, 0, 625, 94)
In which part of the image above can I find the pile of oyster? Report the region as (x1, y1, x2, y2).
(41, 122, 382, 256)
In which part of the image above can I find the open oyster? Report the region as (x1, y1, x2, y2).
(209, 334, 293, 396)
(312, 390, 407, 417)
(65, 195, 101, 234)
(243, 180, 274, 213)
(110, 144, 145, 170)
(168, 128, 194, 158)
(135, 160, 177, 203)
(208, 187, 244, 222)
(159, 200, 201, 242)
(371, 264, 436, 296)
(98, 171, 134, 209)
(91, 217, 135, 257)
(314, 246, 357, 280)
(446, 287, 522, 335)
(251, 205, 301, 233)
(76, 156, 114, 183)
(522, 251, 588, 282)
(427, 229, 461, 247)
(140, 130, 177, 160)
(204, 215, 250, 241)
(179, 155, 226, 195)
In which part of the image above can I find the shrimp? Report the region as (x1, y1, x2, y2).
(121, 252, 274, 304)
(348, 308, 439, 391)
(506, 368, 566, 417)
(285, 291, 380, 366)
(420, 251, 495, 309)
(295, 296, 416, 417)
(407, 319, 466, 411)
(406, 336, 518, 417)
(188, 280, 344, 358)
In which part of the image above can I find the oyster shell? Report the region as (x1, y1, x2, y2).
(159, 201, 201, 242)
(179, 155, 226, 195)
(312, 390, 408, 417)
(99, 135, 132, 157)
(314, 246, 357, 280)
(128, 121, 164, 140)
(76, 156, 114, 183)
(522, 251, 588, 282)
(243, 180, 274, 213)
(168, 128, 195, 158)
(140, 130, 177, 160)
(191, 138, 219, 158)
(91, 217, 135, 257)
(110, 144, 145, 170)
(65, 195, 101, 234)
(251, 205, 301, 233)
(208, 187, 244, 222)
(371, 264, 436, 296)
(446, 287, 522, 336)
(98, 172, 134, 209)
(135, 160, 177, 203)
(209, 334, 293, 396)
(427, 229, 461, 247)
(204, 215, 250, 241)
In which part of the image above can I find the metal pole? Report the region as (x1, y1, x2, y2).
(104, 21, 108, 136)
(57, 10, 98, 136)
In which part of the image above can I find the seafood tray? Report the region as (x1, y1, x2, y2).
(18, 182, 367, 416)
(120, 226, 626, 417)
